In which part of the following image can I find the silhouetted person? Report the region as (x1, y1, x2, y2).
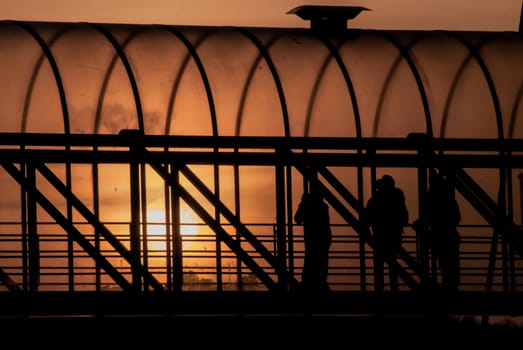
(427, 169, 461, 291)
(363, 175, 408, 292)
(294, 182, 332, 293)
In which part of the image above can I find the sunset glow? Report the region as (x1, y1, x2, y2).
(0, 0, 520, 31)
(0, 1, 522, 332)
(146, 206, 200, 252)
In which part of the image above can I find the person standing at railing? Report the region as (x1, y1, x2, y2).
(363, 175, 409, 292)
(294, 180, 332, 293)
(426, 168, 461, 292)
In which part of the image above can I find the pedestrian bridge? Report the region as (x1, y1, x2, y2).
(0, 9, 522, 318)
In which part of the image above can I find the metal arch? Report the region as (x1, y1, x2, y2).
(440, 38, 490, 139)
(231, 31, 362, 139)
(94, 29, 143, 133)
(89, 24, 145, 133)
(91, 25, 213, 136)
(21, 28, 68, 132)
(444, 33, 509, 292)
(162, 26, 218, 137)
(13, 22, 70, 134)
(222, 30, 285, 287)
(373, 33, 428, 137)
(509, 81, 523, 139)
(507, 33, 523, 139)
(445, 31, 504, 141)
(88, 25, 152, 293)
(233, 28, 294, 290)
(81, 27, 144, 290)
(313, 34, 368, 288)
(160, 26, 223, 290)
(374, 31, 433, 138)
(157, 29, 213, 135)
(15, 22, 135, 135)
(234, 32, 283, 136)
(18, 24, 145, 135)
(235, 28, 290, 137)
(515, 15, 523, 135)
(312, 34, 362, 139)
(13, 22, 75, 292)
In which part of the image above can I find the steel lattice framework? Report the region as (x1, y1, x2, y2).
(0, 12, 522, 317)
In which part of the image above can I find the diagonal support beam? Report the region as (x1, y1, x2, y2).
(451, 168, 523, 258)
(149, 161, 300, 290)
(1, 161, 133, 291)
(0, 267, 21, 291)
(33, 161, 165, 291)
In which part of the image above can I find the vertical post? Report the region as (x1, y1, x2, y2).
(129, 146, 142, 292)
(368, 148, 377, 291)
(275, 148, 288, 290)
(66, 157, 74, 292)
(27, 163, 39, 292)
(409, 133, 431, 288)
(417, 160, 430, 287)
(140, 162, 149, 291)
(234, 161, 243, 290)
(359, 149, 371, 291)
(517, 173, 523, 290)
(498, 164, 508, 292)
(92, 153, 101, 292)
(20, 161, 28, 291)
(285, 164, 295, 282)
(213, 162, 223, 291)
(171, 166, 183, 291)
(163, 159, 172, 291)
(520, 173, 523, 238)
(120, 129, 145, 292)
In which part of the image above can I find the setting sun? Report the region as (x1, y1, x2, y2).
(146, 206, 200, 252)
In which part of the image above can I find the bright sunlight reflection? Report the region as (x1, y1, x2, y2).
(146, 206, 199, 251)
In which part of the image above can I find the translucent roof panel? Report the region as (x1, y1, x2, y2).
(0, 21, 521, 139)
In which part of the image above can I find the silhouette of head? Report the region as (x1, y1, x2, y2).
(308, 182, 324, 202)
(380, 175, 395, 189)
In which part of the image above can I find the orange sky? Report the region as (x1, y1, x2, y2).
(0, 0, 521, 31)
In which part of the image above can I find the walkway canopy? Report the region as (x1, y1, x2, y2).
(0, 16, 522, 297)
(0, 20, 521, 139)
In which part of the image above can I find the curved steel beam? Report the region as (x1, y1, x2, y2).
(14, 22, 70, 134)
(90, 24, 144, 132)
(160, 30, 212, 135)
(445, 31, 504, 141)
(441, 38, 490, 139)
(94, 30, 143, 133)
(313, 34, 362, 138)
(21, 28, 69, 132)
(374, 31, 432, 137)
(508, 80, 523, 139)
(235, 28, 290, 137)
(233, 32, 282, 136)
(444, 33, 509, 283)
(163, 26, 218, 136)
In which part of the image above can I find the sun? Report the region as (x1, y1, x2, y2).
(146, 205, 199, 251)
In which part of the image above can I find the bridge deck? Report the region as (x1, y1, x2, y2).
(1, 291, 522, 317)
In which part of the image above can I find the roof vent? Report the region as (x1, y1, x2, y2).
(288, 5, 370, 33)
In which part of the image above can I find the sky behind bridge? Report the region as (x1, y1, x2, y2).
(0, 0, 521, 31)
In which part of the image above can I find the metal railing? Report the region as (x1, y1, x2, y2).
(0, 132, 521, 299)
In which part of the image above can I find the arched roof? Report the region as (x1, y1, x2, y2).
(0, 21, 521, 140)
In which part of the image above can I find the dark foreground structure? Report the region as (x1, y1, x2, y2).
(0, 7, 523, 335)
